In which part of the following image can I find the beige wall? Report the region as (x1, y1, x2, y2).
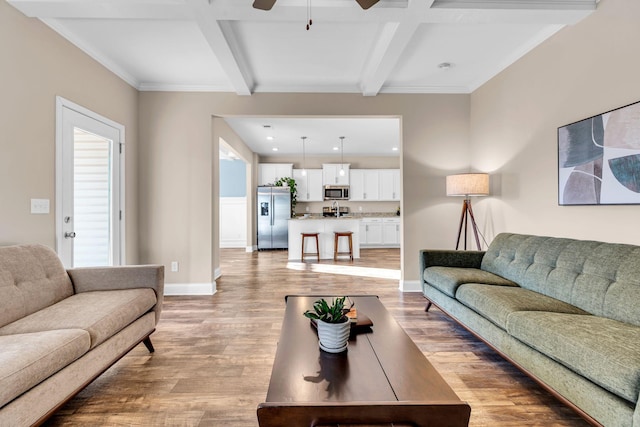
(0, 2, 139, 262)
(138, 93, 470, 286)
(470, 0, 640, 246)
(213, 117, 259, 265)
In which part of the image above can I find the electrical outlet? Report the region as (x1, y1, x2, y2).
(305, 206, 310, 212)
(171, 261, 179, 272)
(358, 206, 363, 212)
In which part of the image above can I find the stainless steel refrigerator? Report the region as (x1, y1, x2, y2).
(257, 186, 291, 250)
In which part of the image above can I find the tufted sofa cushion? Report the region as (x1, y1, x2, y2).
(481, 233, 640, 326)
(0, 245, 73, 329)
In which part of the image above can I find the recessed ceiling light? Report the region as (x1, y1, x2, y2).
(333, 147, 339, 151)
(392, 147, 398, 151)
(272, 147, 278, 152)
(438, 62, 452, 69)
(263, 124, 271, 129)
(266, 136, 274, 141)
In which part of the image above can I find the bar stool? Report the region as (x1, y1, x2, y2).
(334, 231, 354, 261)
(301, 232, 320, 261)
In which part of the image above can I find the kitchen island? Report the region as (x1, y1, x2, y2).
(288, 217, 360, 260)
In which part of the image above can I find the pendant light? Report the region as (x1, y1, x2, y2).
(339, 136, 345, 176)
(301, 136, 307, 176)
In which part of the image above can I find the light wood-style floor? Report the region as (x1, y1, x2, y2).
(46, 248, 590, 426)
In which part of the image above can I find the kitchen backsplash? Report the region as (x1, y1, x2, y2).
(295, 200, 399, 216)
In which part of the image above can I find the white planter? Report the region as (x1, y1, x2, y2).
(317, 319, 350, 353)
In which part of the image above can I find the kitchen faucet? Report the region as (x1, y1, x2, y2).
(331, 200, 340, 217)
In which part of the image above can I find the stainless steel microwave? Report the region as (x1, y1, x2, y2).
(324, 185, 350, 200)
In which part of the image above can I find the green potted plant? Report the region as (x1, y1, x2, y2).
(274, 176, 297, 217)
(303, 297, 350, 353)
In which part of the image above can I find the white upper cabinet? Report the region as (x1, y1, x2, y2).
(350, 170, 380, 201)
(258, 163, 293, 186)
(293, 169, 323, 202)
(322, 164, 350, 186)
(379, 169, 401, 201)
(350, 169, 399, 201)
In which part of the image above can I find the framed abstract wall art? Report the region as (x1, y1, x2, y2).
(558, 100, 640, 205)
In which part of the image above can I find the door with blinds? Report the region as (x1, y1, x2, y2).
(56, 97, 124, 268)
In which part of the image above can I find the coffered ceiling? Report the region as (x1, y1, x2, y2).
(8, 0, 596, 96)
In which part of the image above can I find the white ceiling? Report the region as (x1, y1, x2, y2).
(9, 0, 596, 157)
(8, 0, 596, 96)
(224, 116, 401, 156)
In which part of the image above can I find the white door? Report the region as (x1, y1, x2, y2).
(56, 97, 124, 268)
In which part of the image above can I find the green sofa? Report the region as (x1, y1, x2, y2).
(420, 233, 640, 427)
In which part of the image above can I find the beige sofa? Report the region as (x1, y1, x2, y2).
(0, 244, 164, 426)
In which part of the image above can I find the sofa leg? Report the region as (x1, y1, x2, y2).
(142, 337, 155, 353)
(425, 301, 432, 312)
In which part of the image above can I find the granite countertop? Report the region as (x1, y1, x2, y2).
(291, 212, 401, 220)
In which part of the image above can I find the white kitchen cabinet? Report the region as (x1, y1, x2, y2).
(382, 218, 400, 246)
(359, 221, 367, 244)
(322, 164, 350, 186)
(350, 169, 379, 201)
(293, 169, 323, 202)
(361, 218, 382, 246)
(259, 163, 293, 186)
(361, 217, 399, 247)
(379, 169, 400, 201)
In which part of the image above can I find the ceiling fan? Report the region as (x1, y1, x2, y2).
(253, 0, 380, 11)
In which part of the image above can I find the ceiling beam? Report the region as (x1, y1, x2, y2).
(359, 21, 419, 96)
(7, 0, 191, 19)
(187, 0, 254, 96)
(359, 0, 430, 96)
(8, 0, 595, 24)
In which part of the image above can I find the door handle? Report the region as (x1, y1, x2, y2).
(64, 232, 76, 239)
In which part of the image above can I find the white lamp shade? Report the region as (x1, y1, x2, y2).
(446, 173, 489, 196)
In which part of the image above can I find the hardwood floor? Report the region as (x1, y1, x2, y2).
(46, 248, 589, 427)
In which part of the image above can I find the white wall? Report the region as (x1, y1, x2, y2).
(219, 197, 247, 248)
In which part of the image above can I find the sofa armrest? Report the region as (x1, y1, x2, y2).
(419, 250, 485, 269)
(419, 249, 485, 279)
(67, 265, 164, 324)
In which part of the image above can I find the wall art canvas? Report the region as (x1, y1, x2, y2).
(558, 101, 640, 205)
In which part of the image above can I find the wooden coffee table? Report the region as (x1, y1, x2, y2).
(257, 295, 471, 427)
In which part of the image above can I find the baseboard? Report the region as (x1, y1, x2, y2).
(164, 282, 217, 296)
(246, 245, 256, 252)
(399, 280, 422, 292)
(220, 240, 246, 248)
(214, 267, 221, 280)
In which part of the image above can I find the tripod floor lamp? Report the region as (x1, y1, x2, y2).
(446, 173, 489, 250)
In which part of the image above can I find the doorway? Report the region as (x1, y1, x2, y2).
(55, 97, 125, 268)
(219, 138, 248, 249)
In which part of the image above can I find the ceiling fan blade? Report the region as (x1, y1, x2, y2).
(253, 0, 277, 10)
(355, 0, 379, 9)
